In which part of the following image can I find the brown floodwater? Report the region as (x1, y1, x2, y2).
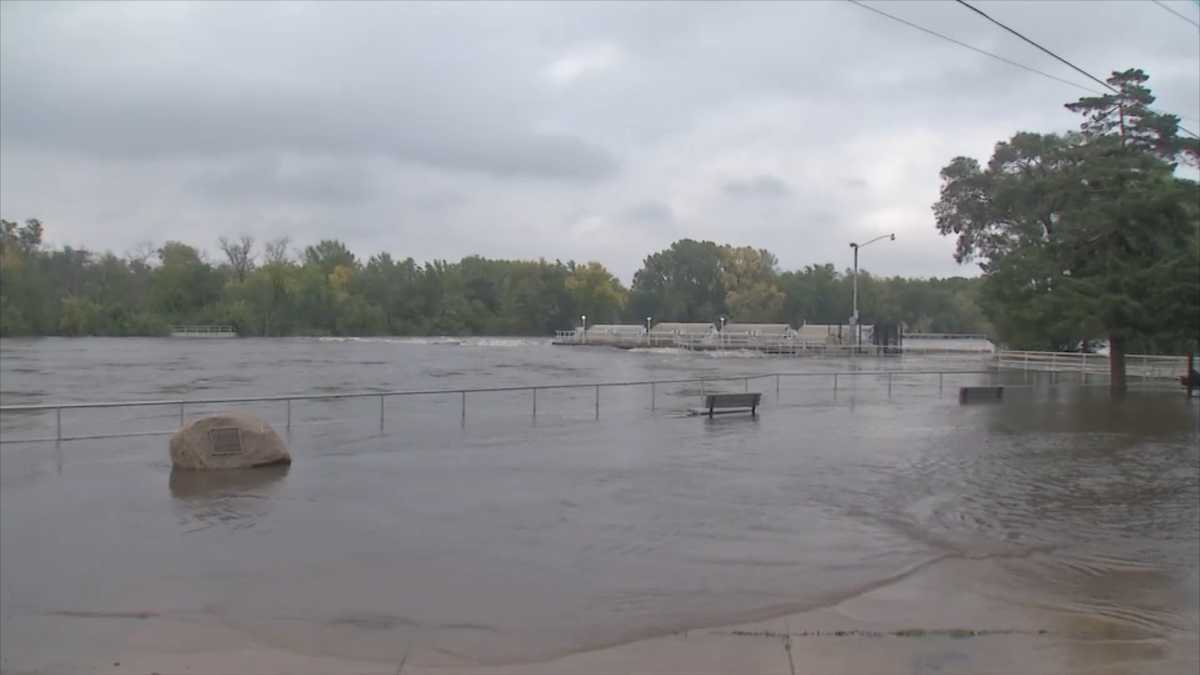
(1, 338, 1196, 670)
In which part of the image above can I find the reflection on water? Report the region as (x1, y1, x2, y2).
(169, 465, 290, 533)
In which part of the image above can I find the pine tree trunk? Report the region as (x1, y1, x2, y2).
(1109, 334, 1127, 395)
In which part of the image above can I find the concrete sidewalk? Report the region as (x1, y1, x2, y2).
(5, 558, 1194, 675)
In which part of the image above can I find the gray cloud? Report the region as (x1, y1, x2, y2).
(621, 200, 675, 225)
(723, 175, 792, 199)
(1, 0, 1197, 282)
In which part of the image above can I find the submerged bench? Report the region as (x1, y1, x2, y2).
(959, 386, 1004, 404)
(703, 392, 762, 418)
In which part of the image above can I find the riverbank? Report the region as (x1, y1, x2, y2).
(8, 555, 1193, 675)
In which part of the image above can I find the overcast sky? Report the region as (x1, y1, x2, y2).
(2, 1, 1197, 281)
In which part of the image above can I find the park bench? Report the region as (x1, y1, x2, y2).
(703, 392, 762, 418)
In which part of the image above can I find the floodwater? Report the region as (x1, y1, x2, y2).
(1, 337, 1197, 671)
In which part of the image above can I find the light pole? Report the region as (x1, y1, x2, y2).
(849, 233, 895, 347)
(645, 316, 652, 343)
(581, 314, 587, 344)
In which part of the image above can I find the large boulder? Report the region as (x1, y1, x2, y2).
(169, 411, 291, 470)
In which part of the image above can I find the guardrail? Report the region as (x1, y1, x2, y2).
(1, 369, 1004, 444)
(994, 350, 1186, 381)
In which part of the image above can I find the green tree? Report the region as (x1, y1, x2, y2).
(630, 239, 726, 322)
(933, 70, 1199, 392)
(566, 261, 626, 325)
(718, 245, 784, 322)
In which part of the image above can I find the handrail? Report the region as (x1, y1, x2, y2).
(0, 369, 997, 413)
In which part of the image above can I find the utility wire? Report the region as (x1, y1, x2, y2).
(951, 0, 1200, 138)
(1151, 0, 1200, 29)
(845, 0, 1105, 95)
(954, 0, 1118, 93)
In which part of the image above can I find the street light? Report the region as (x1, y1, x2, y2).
(581, 314, 587, 344)
(849, 233, 895, 347)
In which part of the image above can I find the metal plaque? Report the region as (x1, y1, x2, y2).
(208, 427, 244, 456)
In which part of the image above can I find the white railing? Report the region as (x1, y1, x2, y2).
(553, 331, 978, 354)
(169, 325, 237, 337)
(994, 350, 1187, 380)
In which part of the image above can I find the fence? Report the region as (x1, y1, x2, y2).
(553, 331, 982, 354)
(1, 369, 1004, 444)
(169, 325, 237, 338)
(994, 350, 1187, 381)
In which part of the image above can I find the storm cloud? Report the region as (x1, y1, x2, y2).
(2, 1, 1197, 280)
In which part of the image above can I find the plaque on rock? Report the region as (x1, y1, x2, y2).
(208, 427, 244, 456)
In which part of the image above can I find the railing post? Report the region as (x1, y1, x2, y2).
(56, 407, 62, 442)
(461, 391, 466, 428)
(744, 378, 749, 393)
(776, 374, 780, 397)
(1143, 355, 1148, 382)
(887, 372, 893, 398)
(1050, 352, 1056, 372)
(286, 399, 292, 430)
(833, 373, 838, 395)
(179, 402, 185, 426)
(1081, 352, 1087, 384)
(532, 388, 537, 423)
(379, 395, 385, 432)
(594, 385, 600, 420)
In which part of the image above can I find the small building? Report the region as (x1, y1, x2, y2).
(584, 324, 646, 344)
(649, 322, 717, 338)
(649, 322, 717, 346)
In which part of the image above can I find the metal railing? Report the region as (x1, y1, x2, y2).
(1, 368, 1004, 444)
(994, 350, 1187, 381)
(169, 325, 237, 337)
(552, 332, 968, 354)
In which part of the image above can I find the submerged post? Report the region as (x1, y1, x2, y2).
(834, 373, 839, 395)
(286, 399, 292, 430)
(532, 388, 537, 423)
(1189, 353, 1196, 400)
(179, 402, 185, 426)
(776, 374, 780, 397)
(594, 385, 600, 420)
(938, 372, 943, 397)
(888, 372, 893, 398)
(461, 391, 466, 428)
(650, 382, 656, 411)
(56, 407, 62, 442)
(744, 378, 749, 393)
(379, 395, 385, 432)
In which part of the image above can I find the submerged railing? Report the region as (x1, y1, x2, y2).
(5, 359, 1189, 445)
(1, 369, 1001, 443)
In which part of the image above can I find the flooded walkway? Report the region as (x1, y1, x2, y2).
(2, 338, 1197, 673)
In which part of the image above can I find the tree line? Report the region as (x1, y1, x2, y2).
(0, 226, 987, 338)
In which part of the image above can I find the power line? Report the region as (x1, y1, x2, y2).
(954, 0, 1117, 93)
(1151, 0, 1200, 29)
(952, 0, 1200, 139)
(845, 0, 1105, 95)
